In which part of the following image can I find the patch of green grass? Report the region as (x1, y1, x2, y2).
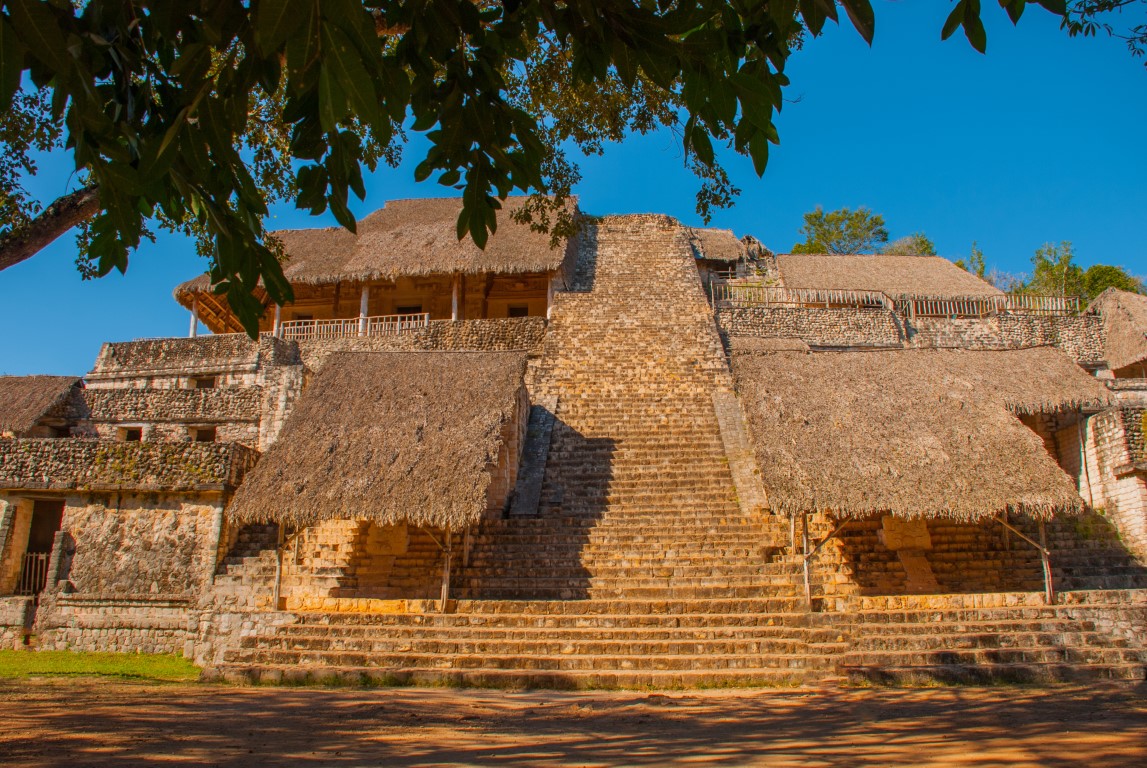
(0, 650, 200, 683)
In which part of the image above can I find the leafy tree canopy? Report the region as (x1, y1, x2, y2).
(882, 232, 937, 257)
(790, 205, 888, 254)
(0, 0, 1065, 334)
(954, 239, 1145, 301)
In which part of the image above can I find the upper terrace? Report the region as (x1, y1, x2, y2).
(174, 197, 576, 338)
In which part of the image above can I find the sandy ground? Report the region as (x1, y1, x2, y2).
(0, 680, 1145, 767)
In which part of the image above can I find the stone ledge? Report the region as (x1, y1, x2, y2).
(0, 439, 259, 492)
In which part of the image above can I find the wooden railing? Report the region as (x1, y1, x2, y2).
(16, 552, 49, 596)
(707, 277, 1081, 318)
(278, 313, 430, 341)
(896, 294, 1082, 318)
(710, 283, 893, 310)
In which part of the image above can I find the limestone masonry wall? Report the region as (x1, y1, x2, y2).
(906, 315, 1104, 363)
(85, 388, 263, 425)
(1082, 409, 1147, 559)
(57, 496, 222, 595)
(88, 334, 299, 382)
(0, 439, 258, 491)
(717, 306, 903, 348)
(296, 318, 546, 370)
(716, 306, 1104, 363)
(34, 595, 195, 655)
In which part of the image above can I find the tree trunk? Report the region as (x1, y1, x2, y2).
(0, 186, 101, 272)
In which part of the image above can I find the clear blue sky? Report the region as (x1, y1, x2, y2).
(1, 3, 1144, 375)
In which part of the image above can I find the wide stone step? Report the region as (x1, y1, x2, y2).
(222, 648, 832, 673)
(843, 662, 1146, 685)
(209, 664, 813, 690)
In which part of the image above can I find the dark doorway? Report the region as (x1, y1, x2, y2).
(16, 500, 64, 596)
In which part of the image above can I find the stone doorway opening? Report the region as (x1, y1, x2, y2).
(15, 500, 64, 596)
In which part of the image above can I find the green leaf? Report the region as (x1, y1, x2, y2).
(942, 1, 966, 40)
(0, 16, 24, 109)
(255, 0, 304, 53)
(8, 0, 68, 74)
(1001, 0, 1026, 25)
(318, 64, 346, 133)
(321, 25, 383, 132)
(964, 2, 988, 53)
(839, 0, 875, 45)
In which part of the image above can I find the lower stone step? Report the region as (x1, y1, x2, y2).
(843, 661, 1146, 685)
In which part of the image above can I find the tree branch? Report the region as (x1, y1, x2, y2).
(0, 186, 101, 272)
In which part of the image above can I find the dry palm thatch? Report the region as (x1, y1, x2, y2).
(0, 376, 83, 435)
(732, 346, 1110, 522)
(776, 253, 1003, 298)
(1090, 288, 1147, 373)
(174, 196, 576, 302)
(686, 228, 745, 262)
(227, 351, 527, 530)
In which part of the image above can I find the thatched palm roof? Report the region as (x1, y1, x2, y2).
(776, 253, 1002, 298)
(175, 196, 575, 302)
(227, 351, 527, 529)
(1090, 288, 1147, 372)
(687, 228, 746, 262)
(0, 376, 83, 435)
(732, 346, 1110, 521)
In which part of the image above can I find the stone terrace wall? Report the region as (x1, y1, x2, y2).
(716, 305, 1104, 362)
(34, 595, 196, 655)
(907, 315, 1105, 364)
(297, 317, 547, 370)
(0, 596, 31, 648)
(1083, 409, 1147, 560)
(1125, 408, 1146, 462)
(88, 334, 299, 382)
(0, 439, 257, 491)
(57, 496, 222, 595)
(84, 388, 263, 425)
(717, 307, 903, 348)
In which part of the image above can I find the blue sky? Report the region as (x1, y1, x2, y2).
(1, 2, 1145, 375)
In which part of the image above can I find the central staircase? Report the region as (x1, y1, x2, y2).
(205, 216, 1147, 687)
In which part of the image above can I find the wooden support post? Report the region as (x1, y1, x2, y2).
(801, 512, 811, 609)
(189, 297, 199, 338)
(451, 274, 460, 321)
(1039, 520, 1055, 604)
(272, 524, 285, 610)
(546, 275, 554, 319)
(1077, 418, 1095, 508)
(272, 304, 282, 338)
(439, 528, 453, 613)
(359, 285, 370, 336)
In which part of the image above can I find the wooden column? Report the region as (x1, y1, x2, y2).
(273, 304, 282, 337)
(451, 274, 460, 321)
(546, 274, 554, 319)
(439, 528, 453, 613)
(359, 285, 370, 336)
(189, 297, 199, 338)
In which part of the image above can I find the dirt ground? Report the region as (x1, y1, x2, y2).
(1, 680, 1145, 767)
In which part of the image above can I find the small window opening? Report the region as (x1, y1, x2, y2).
(193, 376, 216, 389)
(293, 313, 314, 321)
(119, 427, 143, 442)
(396, 305, 423, 315)
(191, 426, 217, 443)
(507, 305, 529, 318)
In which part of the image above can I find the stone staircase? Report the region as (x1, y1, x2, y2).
(203, 215, 1147, 688)
(833, 590, 1147, 684)
(460, 216, 792, 601)
(212, 596, 848, 688)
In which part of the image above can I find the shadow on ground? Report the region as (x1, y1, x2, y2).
(1, 680, 1145, 767)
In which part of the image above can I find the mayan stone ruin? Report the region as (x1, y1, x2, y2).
(1, 196, 1146, 687)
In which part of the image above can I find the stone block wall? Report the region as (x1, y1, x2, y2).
(716, 305, 1104, 363)
(0, 596, 32, 648)
(907, 315, 1105, 363)
(0, 439, 257, 492)
(485, 384, 531, 518)
(717, 306, 903, 348)
(296, 317, 547, 370)
(56, 495, 223, 595)
(1082, 409, 1147, 559)
(34, 594, 196, 655)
